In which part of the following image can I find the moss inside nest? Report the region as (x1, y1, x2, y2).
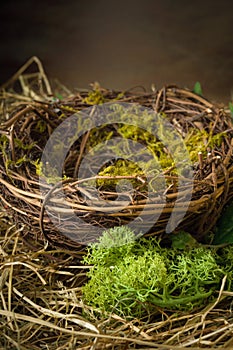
(97, 158, 147, 191)
(86, 122, 222, 192)
(184, 128, 224, 162)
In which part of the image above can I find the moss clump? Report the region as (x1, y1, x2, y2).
(86, 126, 114, 150)
(82, 227, 230, 318)
(97, 158, 146, 191)
(92, 122, 175, 191)
(83, 84, 124, 105)
(83, 88, 106, 105)
(117, 124, 174, 169)
(184, 128, 224, 162)
(85, 121, 224, 193)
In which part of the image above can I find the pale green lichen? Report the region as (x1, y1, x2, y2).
(82, 227, 229, 317)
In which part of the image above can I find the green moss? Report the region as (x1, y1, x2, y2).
(36, 160, 69, 184)
(85, 117, 226, 192)
(31, 159, 43, 176)
(184, 128, 224, 162)
(82, 227, 229, 317)
(14, 138, 36, 151)
(117, 124, 174, 169)
(83, 88, 106, 105)
(36, 120, 47, 133)
(97, 158, 146, 190)
(92, 122, 175, 191)
(86, 126, 114, 149)
(83, 86, 125, 105)
(0, 135, 10, 170)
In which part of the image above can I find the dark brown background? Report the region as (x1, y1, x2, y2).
(0, 0, 233, 102)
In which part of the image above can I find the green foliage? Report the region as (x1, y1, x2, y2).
(82, 227, 228, 317)
(193, 81, 203, 96)
(55, 93, 64, 100)
(171, 231, 199, 249)
(213, 199, 233, 244)
(229, 102, 233, 119)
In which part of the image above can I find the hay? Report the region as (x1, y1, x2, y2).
(1, 57, 233, 349)
(1, 211, 233, 349)
(0, 57, 233, 249)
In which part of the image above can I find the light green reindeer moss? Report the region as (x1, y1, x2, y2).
(82, 227, 231, 318)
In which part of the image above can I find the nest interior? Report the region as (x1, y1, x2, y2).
(0, 61, 233, 250)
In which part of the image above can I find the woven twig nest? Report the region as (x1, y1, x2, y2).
(0, 64, 233, 250)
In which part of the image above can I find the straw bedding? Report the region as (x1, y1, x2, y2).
(1, 210, 233, 349)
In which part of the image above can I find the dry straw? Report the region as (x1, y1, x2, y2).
(0, 57, 233, 349)
(1, 210, 233, 349)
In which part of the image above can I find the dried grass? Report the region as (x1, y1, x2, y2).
(1, 210, 233, 349)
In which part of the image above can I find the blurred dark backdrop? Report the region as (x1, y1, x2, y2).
(0, 0, 233, 102)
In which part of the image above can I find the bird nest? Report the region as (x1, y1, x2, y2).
(0, 58, 233, 251)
